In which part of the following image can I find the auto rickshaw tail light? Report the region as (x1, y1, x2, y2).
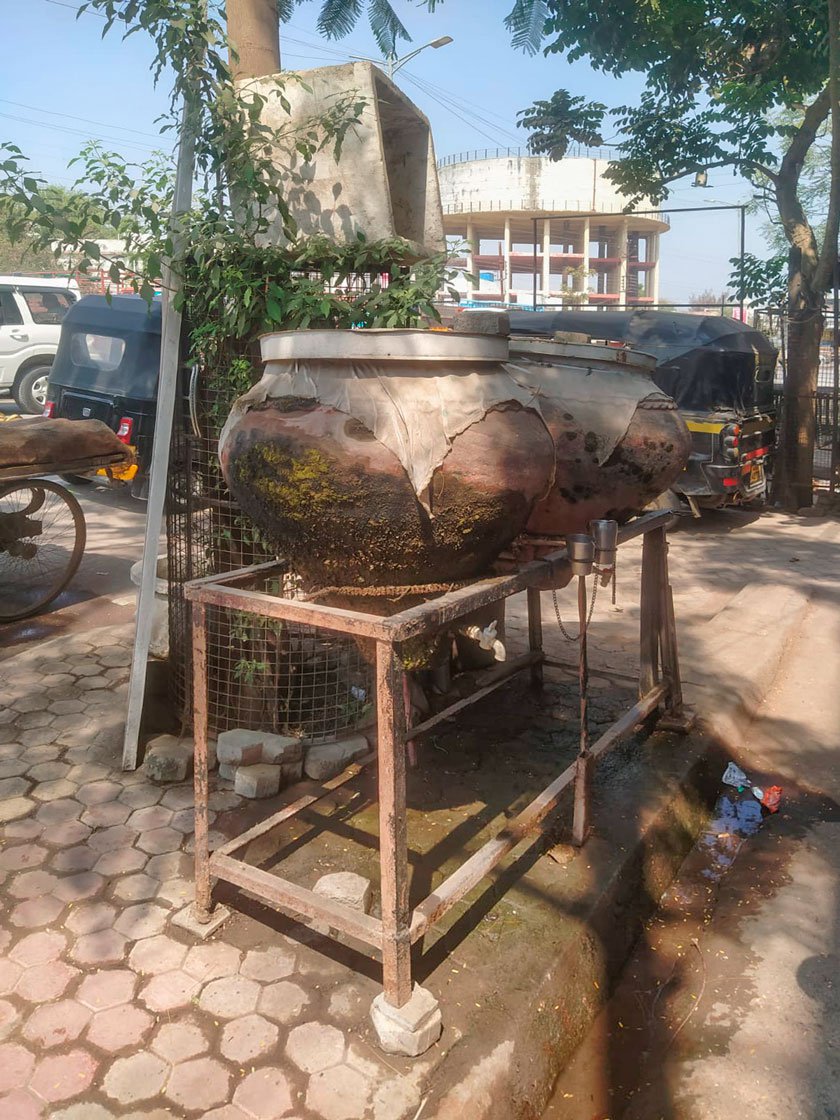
(43, 401, 56, 418)
(117, 417, 134, 444)
(721, 423, 741, 462)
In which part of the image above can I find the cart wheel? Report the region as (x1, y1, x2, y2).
(0, 480, 86, 622)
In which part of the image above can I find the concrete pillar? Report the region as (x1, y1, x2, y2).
(541, 219, 551, 304)
(651, 233, 661, 305)
(503, 216, 512, 303)
(581, 217, 590, 303)
(617, 218, 629, 307)
(466, 220, 476, 298)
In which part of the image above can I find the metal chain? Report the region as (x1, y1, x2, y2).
(552, 573, 600, 642)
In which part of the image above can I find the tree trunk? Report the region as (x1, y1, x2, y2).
(225, 0, 281, 80)
(775, 296, 823, 511)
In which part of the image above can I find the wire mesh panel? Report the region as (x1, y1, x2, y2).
(205, 573, 375, 741)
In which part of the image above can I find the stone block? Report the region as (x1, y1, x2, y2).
(144, 736, 193, 784)
(280, 759, 303, 787)
(370, 984, 442, 1057)
(217, 730, 264, 767)
(218, 763, 238, 782)
(552, 330, 590, 344)
(452, 308, 510, 337)
(304, 735, 369, 781)
(261, 734, 304, 764)
(171, 903, 231, 940)
(313, 872, 372, 914)
(235, 765, 281, 800)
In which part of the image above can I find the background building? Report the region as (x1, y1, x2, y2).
(438, 147, 669, 308)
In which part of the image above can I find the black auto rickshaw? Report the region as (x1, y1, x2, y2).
(44, 295, 162, 498)
(507, 308, 778, 510)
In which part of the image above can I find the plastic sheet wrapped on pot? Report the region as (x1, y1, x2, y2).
(219, 330, 555, 586)
(505, 339, 692, 535)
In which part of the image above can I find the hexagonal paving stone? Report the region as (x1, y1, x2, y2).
(118, 785, 162, 810)
(129, 934, 188, 975)
(10, 895, 64, 929)
(15, 960, 79, 1003)
(86, 1004, 153, 1053)
(94, 848, 147, 876)
(50, 1104, 115, 1120)
(113, 873, 159, 902)
(150, 1020, 209, 1063)
(0, 844, 47, 873)
(165, 1056, 231, 1113)
(36, 800, 82, 826)
(51, 845, 99, 873)
(183, 942, 242, 982)
(69, 929, 128, 966)
(140, 970, 201, 1013)
(203, 1108, 251, 1120)
(40, 820, 90, 847)
(2, 821, 41, 845)
(233, 1069, 294, 1119)
(306, 1064, 373, 1120)
(0, 1088, 44, 1119)
(10, 695, 50, 714)
(8, 869, 57, 899)
(23, 999, 92, 1048)
(47, 700, 84, 716)
(136, 827, 182, 856)
(54, 871, 105, 903)
(0, 797, 35, 824)
(0, 959, 23, 997)
(67, 763, 111, 784)
(156, 878, 194, 908)
(160, 787, 195, 811)
(220, 1014, 280, 1064)
(9, 929, 66, 966)
(88, 826, 137, 854)
(15, 710, 54, 730)
(0, 1042, 35, 1093)
(0, 777, 31, 800)
(65, 901, 116, 936)
(241, 945, 297, 983)
(0, 758, 29, 780)
(258, 981, 310, 1025)
(0, 999, 21, 1043)
(31, 779, 79, 803)
(82, 802, 132, 828)
(114, 903, 169, 940)
(77, 969, 137, 1010)
(286, 1021, 346, 1073)
(102, 1052, 169, 1106)
(145, 852, 191, 880)
(29, 1049, 98, 1105)
(170, 809, 196, 834)
(198, 976, 261, 1020)
(127, 805, 174, 832)
(27, 760, 71, 782)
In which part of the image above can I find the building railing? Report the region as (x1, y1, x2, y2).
(437, 144, 618, 167)
(440, 200, 670, 225)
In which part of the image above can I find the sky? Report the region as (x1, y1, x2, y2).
(3, 0, 770, 302)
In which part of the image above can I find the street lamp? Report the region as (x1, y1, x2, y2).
(351, 35, 454, 79)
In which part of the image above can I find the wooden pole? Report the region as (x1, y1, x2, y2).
(226, 0, 281, 79)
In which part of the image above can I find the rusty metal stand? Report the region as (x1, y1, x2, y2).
(185, 510, 685, 1020)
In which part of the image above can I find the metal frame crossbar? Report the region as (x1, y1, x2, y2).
(185, 509, 687, 1012)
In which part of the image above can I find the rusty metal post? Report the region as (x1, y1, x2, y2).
(572, 575, 592, 846)
(527, 586, 544, 690)
(639, 529, 661, 697)
(191, 602, 213, 923)
(376, 640, 412, 1008)
(654, 527, 692, 732)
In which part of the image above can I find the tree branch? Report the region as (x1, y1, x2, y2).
(774, 88, 831, 287)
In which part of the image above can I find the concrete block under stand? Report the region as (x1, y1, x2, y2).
(370, 984, 442, 1057)
(304, 735, 369, 781)
(217, 729, 265, 767)
(262, 735, 304, 764)
(313, 872, 373, 914)
(144, 735, 193, 784)
(218, 762, 238, 782)
(280, 759, 304, 786)
(235, 764, 281, 799)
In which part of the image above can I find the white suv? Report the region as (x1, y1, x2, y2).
(0, 276, 81, 413)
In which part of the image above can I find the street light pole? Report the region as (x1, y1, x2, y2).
(351, 35, 453, 79)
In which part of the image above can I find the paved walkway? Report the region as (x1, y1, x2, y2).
(0, 626, 423, 1120)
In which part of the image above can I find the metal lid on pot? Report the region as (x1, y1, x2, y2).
(260, 328, 508, 363)
(508, 337, 657, 373)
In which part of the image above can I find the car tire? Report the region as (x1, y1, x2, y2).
(13, 363, 53, 415)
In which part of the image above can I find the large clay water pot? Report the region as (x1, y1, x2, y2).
(220, 330, 555, 586)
